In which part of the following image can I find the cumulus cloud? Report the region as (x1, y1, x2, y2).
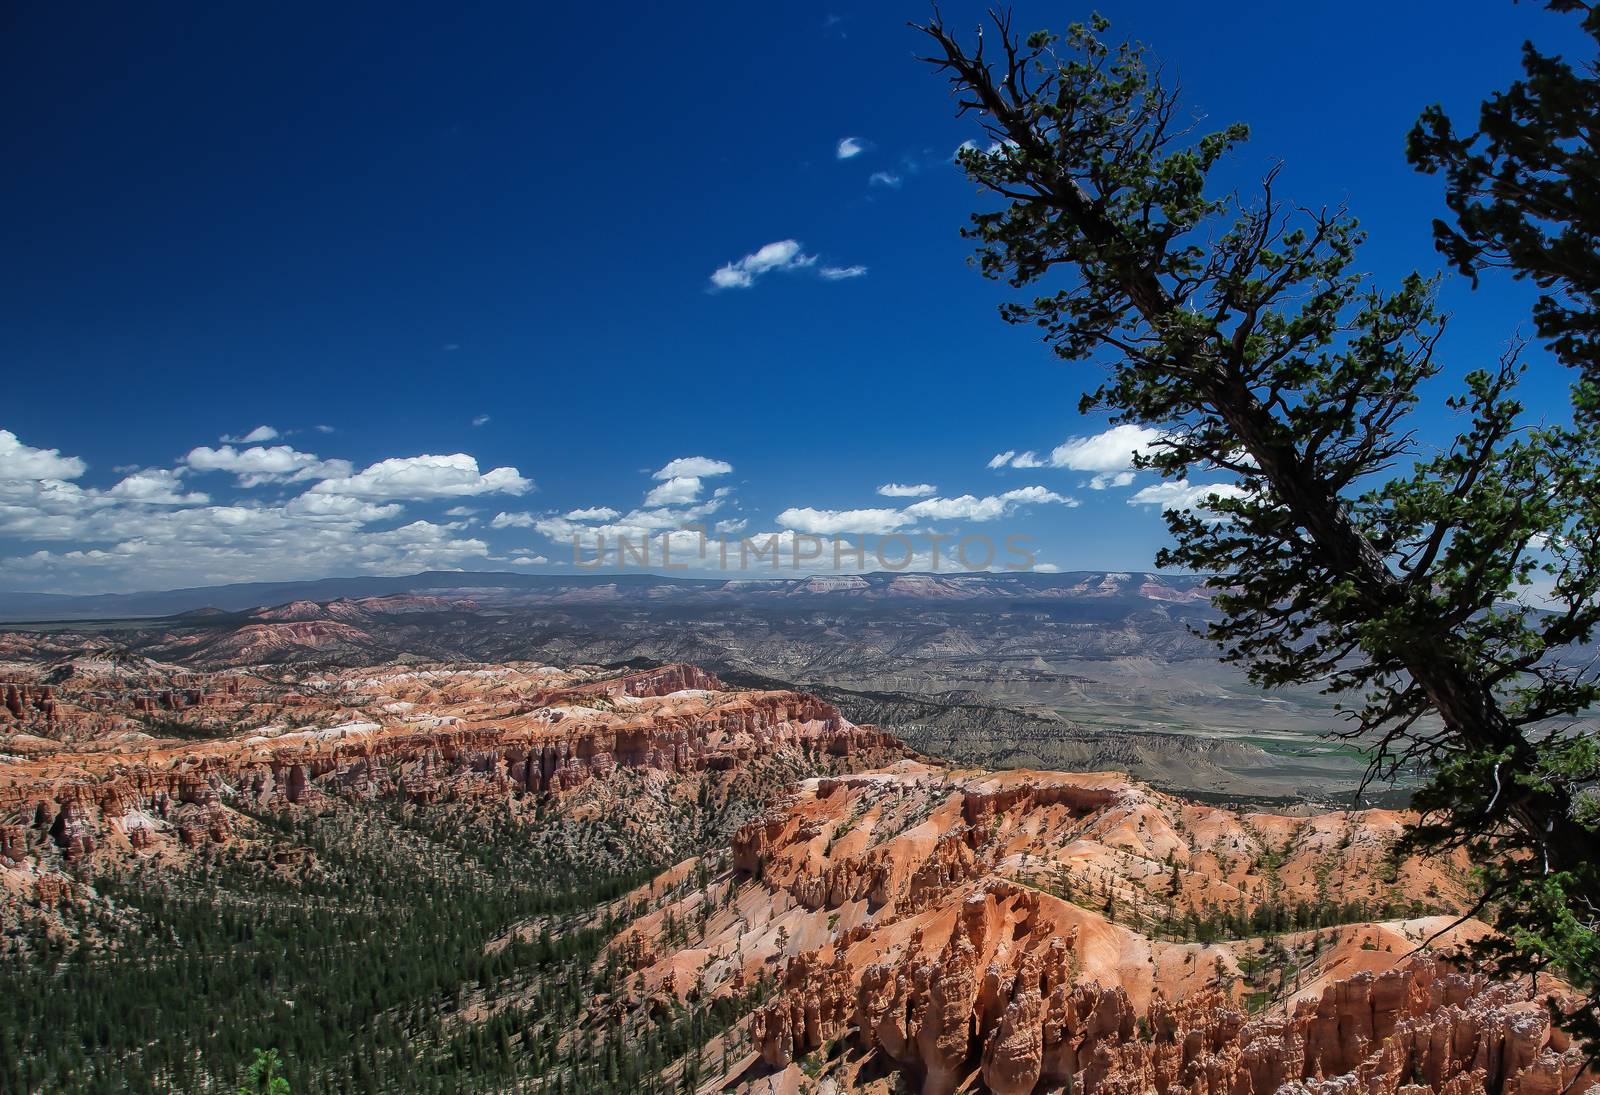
(307, 454, 532, 500)
(869, 171, 902, 188)
(876, 482, 937, 497)
(0, 429, 86, 481)
(990, 425, 1164, 485)
(489, 511, 537, 529)
(653, 456, 732, 480)
(4, 496, 496, 592)
(106, 469, 210, 506)
(282, 494, 404, 523)
(819, 265, 868, 281)
(1128, 480, 1247, 515)
(709, 240, 817, 290)
(775, 507, 911, 535)
(643, 476, 703, 507)
(184, 444, 353, 487)
(836, 137, 865, 159)
(903, 486, 1076, 522)
(0, 426, 537, 592)
(221, 425, 279, 443)
(1048, 424, 1164, 473)
(565, 506, 620, 521)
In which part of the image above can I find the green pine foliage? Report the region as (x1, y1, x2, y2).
(0, 750, 822, 1093)
(917, 4, 1600, 1051)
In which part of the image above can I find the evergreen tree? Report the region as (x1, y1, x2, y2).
(239, 1048, 290, 1095)
(917, 6, 1599, 1050)
(1409, 2, 1600, 413)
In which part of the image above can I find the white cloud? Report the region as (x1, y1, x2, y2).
(1129, 480, 1247, 515)
(308, 454, 532, 500)
(877, 482, 937, 498)
(282, 494, 404, 523)
(217, 429, 280, 445)
(869, 171, 902, 188)
(776, 507, 911, 535)
(1049, 424, 1164, 473)
(507, 553, 548, 566)
(7, 513, 494, 592)
(106, 469, 210, 506)
(653, 456, 733, 480)
(987, 449, 1043, 469)
(489, 511, 537, 529)
(709, 240, 817, 290)
(713, 517, 748, 534)
(0, 428, 532, 592)
(184, 444, 353, 487)
(472, 414, 491, 427)
(565, 506, 620, 521)
(644, 476, 703, 507)
(903, 486, 1076, 522)
(836, 137, 865, 159)
(0, 429, 86, 481)
(819, 265, 868, 281)
(1091, 470, 1137, 490)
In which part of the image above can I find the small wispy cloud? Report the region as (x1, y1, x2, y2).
(709, 240, 817, 290)
(472, 414, 491, 427)
(877, 482, 937, 497)
(869, 171, 902, 188)
(222, 425, 279, 444)
(836, 137, 865, 159)
(710, 242, 866, 291)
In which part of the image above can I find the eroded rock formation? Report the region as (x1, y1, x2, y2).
(0, 663, 902, 870)
(614, 765, 1591, 1095)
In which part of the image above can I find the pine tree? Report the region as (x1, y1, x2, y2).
(917, 9, 1600, 1049)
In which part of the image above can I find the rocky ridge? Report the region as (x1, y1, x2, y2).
(0, 662, 901, 879)
(607, 764, 1592, 1095)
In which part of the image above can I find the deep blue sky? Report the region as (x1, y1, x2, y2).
(0, 1, 1587, 592)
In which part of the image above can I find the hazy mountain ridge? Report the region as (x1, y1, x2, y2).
(0, 569, 1215, 622)
(0, 572, 1376, 803)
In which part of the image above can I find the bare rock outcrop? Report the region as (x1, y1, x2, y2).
(0, 663, 905, 868)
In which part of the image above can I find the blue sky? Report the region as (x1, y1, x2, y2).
(0, 1, 1587, 593)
